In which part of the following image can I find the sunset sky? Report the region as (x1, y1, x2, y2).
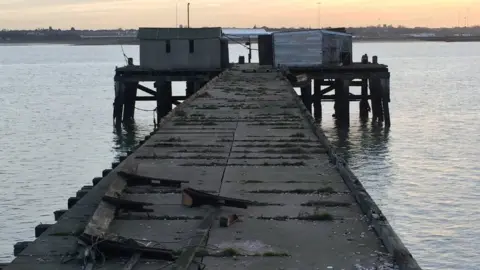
(1, 0, 478, 29)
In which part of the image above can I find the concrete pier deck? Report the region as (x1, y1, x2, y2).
(6, 64, 419, 270)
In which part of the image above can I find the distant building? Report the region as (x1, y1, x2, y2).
(406, 33, 436, 37)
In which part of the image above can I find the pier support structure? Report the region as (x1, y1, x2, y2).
(313, 79, 322, 119)
(113, 59, 222, 127)
(289, 57, 391, 127)
(300, 83, 312, 113)
(155, 80, 173, 120)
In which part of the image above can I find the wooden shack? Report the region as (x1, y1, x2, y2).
(137, 27, 229, 70)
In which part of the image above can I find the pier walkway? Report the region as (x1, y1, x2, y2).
(6, 64, 419, 270)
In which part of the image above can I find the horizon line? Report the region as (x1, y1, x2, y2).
(3, 25, 480, 31)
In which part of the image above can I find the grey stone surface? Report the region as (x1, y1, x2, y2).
(205, 219, 388, 270)
(108, 220, 203, 251)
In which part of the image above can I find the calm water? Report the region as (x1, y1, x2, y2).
(0, 42, 479, 269)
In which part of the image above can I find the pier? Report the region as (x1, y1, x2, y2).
(6, 65, 418, 269)
(4, 28, 418, 269)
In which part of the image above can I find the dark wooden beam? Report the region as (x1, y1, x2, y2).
(321, 80, 362, 87)
(322, 94, 369, 101)
(115, 75, 214, 82)
(320, 85, 335, 95)
(136, 96, 186, 101)
(137, 84, 156, 96)
(304, 72, 390, 80)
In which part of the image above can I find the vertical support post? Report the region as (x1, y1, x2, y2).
(194, 80, 205, 92)
(369, 77, 384, 124)
(186, 81, 195, 97)
(359, 79, 370, 120)
(313, 79, 322, 119)
(335, 79, 350, 126)
(381, 77, 391, 127)
(155, 80, 173, 120)
(333, 79, 341, 118)
(113, 81, 124, 127)
(300, 81, 312, 113)
(200, 80, 208, 89)
(123, 82, 138, 122)
(248, 37, 252, 64)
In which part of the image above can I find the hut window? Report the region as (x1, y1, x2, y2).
(189, 40, 195, 53)
(166, 40, 171, 53)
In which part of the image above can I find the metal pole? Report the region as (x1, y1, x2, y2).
(176, 1, 178, 27)
(317, 2, 321, 29)
(187, 3, 190, 28)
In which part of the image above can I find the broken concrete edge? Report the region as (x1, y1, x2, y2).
(78, 71, 228, 241)
(7, 164, 122, 265)
(6, 73, 229, 265)
(284, 76, 422, 270)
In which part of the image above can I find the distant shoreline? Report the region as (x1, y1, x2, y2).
(1, 36, 480, 46)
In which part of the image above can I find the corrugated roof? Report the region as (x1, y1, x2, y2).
(137, 27, 222, 40)
(272, 29, 352, 37)
(222, 28, 270, 37)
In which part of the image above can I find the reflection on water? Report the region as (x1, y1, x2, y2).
(112, 122, 140, 162)
(322, 119, 390, 166)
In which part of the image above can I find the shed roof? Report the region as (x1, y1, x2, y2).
(137, 27, 222, 40)
(222, 28, 271, 37)
(272, 29, 352, 37)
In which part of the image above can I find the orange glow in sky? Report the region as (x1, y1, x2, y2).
(0, 0, 478, 29)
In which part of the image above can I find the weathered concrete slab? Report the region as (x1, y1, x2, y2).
(201, 256, 395, 270)
(107, 220, 202, 251)
(7, 256, 171, 270)
(220, 166, 343, 185)
(18, 236, 78, 257)
(218, 205, 363, 221)
(206, 219, 388, 270)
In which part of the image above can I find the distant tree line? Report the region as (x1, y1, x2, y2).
(2, 25, 480, 42)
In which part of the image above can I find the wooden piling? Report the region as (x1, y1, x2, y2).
(370, 78, 384, 123)
(122, 82, 138, 122)
(186, 81, 195, 97)
(35, 224, 52, 237)
(113, 81, 124, 126)
(155, 80, 173, 120)
(334, 79, 350, 125)
(194, 80, 205, 93)
(53, 210, 67, 221)
(92, 177, 103, 186)
(313, 79, 322, 119)
(381, 78, 391, 127)
(300, 82, 312, 113)
(360, 79, 370, 120)
(102, 169, 112, 177)
(13, 241, 31, 256)
(67, 197, 79, 209)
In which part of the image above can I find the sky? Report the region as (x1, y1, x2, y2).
(1, 0, 479, 29)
